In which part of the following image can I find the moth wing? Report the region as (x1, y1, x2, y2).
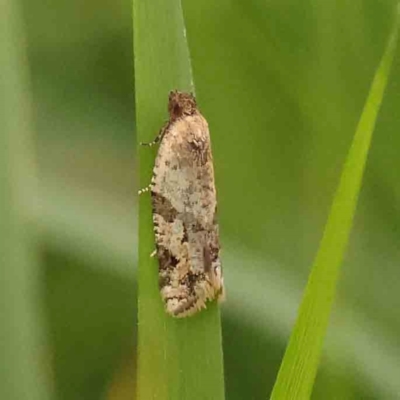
(151, 114, 223, 317)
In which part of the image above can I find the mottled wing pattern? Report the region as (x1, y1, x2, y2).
(151, 113, 224, 317)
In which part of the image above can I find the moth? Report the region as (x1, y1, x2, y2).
(140, 90, 224, 318)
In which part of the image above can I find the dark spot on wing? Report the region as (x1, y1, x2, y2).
(159, 273, 170, 289)
(203, 247, 212, 273)
(188, 138, 209, 165)
(157, 245, 179, 271)
(181, 225, 189, 244)
(151, 193, 178, 223)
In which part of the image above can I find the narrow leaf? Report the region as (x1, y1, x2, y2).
(133, 0, 225, 399)
(270, 6, 400, 399)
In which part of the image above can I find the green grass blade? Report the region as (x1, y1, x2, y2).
(270, 6, 400, 400)
(133, 0, 225, 399)
(0, 1, 52, 399)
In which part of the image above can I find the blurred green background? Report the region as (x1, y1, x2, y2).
(2, 0, 400, 399)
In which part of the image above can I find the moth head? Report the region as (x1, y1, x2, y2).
(168, 91, 197, 119)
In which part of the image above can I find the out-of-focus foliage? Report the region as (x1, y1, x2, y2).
(271, 13, 399, 397)
(1, 1, 51, 399)
(2, 0, 399, 399)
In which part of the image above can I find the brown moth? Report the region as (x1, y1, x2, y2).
(140, 90, 224, 318)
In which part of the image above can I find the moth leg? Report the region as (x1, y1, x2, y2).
(150, 249, 157, 257)
(139, 138, 160, 147)
(138, 184, 152, 195)
(139, 123, 168, 146)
